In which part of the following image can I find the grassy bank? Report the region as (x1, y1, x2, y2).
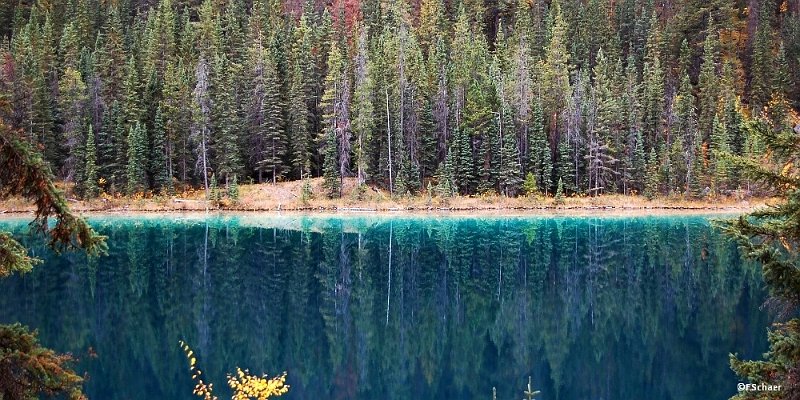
(0, 178, 771, 215)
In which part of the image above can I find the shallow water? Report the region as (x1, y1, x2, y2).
(0, 215, 769, 399)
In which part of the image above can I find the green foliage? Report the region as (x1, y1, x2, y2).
(498, 130, 522, 196)
(321, 127, 341, 199)
(0, 0, 797, 200)
(644, 149, 659, 200)
(84, 125, 99, 198)
(300, 177, 313, 205)
(0, 119, 106, 399)
(126, 122, 148, 195)
(0, 323, 86, 400)
(209, 173, 221, 203)
(227, 174, 240, 202)
(435, 150, 456, 198)
(554, 177, 564, 205)
(719, 121, 800, 399)
(522, 172, 538, 196)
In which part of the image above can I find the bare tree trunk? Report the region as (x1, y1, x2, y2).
(386, 87, 393, 195)
(201, 127, 208, 200)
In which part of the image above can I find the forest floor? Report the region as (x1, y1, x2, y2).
(0, 177, 774, 217)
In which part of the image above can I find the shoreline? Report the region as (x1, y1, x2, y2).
(0, 179, 771, 218)
(0, 202, 762, 219)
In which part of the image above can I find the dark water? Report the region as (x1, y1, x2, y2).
(0, 215, 769, 400)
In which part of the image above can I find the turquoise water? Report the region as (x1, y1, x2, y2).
(0, 215, 769, 399)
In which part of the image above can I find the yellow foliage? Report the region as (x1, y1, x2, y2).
(179, 341, 289, 400)
(228, 368, 289, 400)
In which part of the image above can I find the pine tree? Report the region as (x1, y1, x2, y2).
(320, 38, 349, 193)
(227, 174, 239, 201)
(498, 128, 523, 196)
(435, 148, 456, 198)
(122, 55, 143, 129)
(151, 105, 171, 193)
(555, 134, 574, 194)
(527, 101, 552, 195)
(84, 124, 99, 198)
(720, 122, 800, 397)
(641, 12, 664, 147)
(710, 114, 730, 193)
(211, 52, 244, 186)
(697, 29, 720, 140)
(351, 27, 374, 185)
(321, 125, 341, 198)
(644, 148, 659, 200)
(554, 177, 564, 204)
(248, 47, 284, 184)
(126, 122, 148, 194)
(522, 172, 538, 196)
(191, 56, 212, 198)
(452, 128, 475, 194)
(749, 1, 774, 114)
(57, 66, 87, 184)
(541, 0, 571, 134)
(287, 16, 314, 179)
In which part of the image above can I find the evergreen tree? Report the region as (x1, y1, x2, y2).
(554, 177, 564, 204)
(522, 172, 538, 196)
(528, 101, 552, 194)
(749, 1, 774, 114)
(321, 125, 341, 198)
(126, 122, 148, 194)
(287, 16, 314, 179)
(351, 28, 374, 185)
(57, 66, 87, 184)
(151, 105, 171, 193)
(710, 114, 730, 193)
(84, 124, 99, 198)
(435, 148, 456, 198)
(697, 29, 720, 139)
(247, 46, 284, 184)
(227, 174, 239, 201)
(641, 12, 664, 147)
(498, 126, 523, 196)
(211, 52, 244, 186)
(555, 134, 574, 194)
(644, 148, 659, 199)
(320, 39, 349, 192)
(191, 56, 212, 198)
(720, 121, 800, 398)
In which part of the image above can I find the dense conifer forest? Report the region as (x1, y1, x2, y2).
(0, 0, 798, 199)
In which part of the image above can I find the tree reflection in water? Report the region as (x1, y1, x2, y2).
(0, 215, 769, 400)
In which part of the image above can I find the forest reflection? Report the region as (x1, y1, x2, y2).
(0, 215, 769, 400)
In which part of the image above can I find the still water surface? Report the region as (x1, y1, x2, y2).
(0, 215, 769, 399)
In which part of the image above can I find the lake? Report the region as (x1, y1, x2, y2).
(0, 214, 769, 399)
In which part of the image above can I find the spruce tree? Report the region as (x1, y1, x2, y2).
(527, 101, 552, 194)
(150, 105, 171, 193)
(351, 28, 374, 185)
(321, 126, 341, 198)
(211, 52, 244, 186)
(749, 1, 774, 114)
(554, 177, 564, 204)
(697, 29, 720, 139)
(126, 122, 148, 195)
(710, 114, 730, 194)
(644, 148, 659, 200)
(498, 130, 522, 196)
(555, 134, 574, 194)
(84, 124, 99, 198)
(522, 172, 537, 196)
(435, 149, 456, 198)
(720, 121, 800, 397)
